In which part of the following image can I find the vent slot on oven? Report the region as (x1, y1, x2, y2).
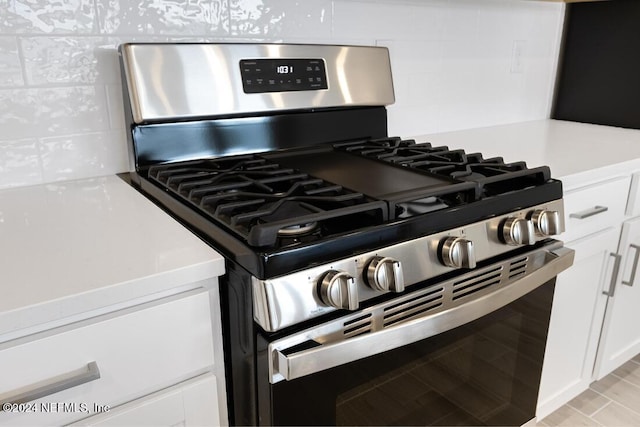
(509, 256, 529, 280)
(382, 287, 444, 327)
(452, 266, 503, 301)
(342, 313, 372, 338)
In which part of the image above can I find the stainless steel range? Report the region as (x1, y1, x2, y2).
(119, 43, 574, 426)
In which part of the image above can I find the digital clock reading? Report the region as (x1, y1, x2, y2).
(276, 65, 293, 74)
(240, 58, 328, 93)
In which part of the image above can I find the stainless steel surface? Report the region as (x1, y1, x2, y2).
(120, 43, 395, 123)
(252, 198, 565, 332)
(570, 205, 609, 219)
(531, 209, 561, 237)
(0, 361, 100, 407)
(365, 256, 404, 292)
(622, 244, 640, 287)
(603, 253, 622, 297)
(268, 241, 574, 383)
(502, 217, 536, 245)
(318, 270, 358, 310)
(440, 236, 476, 268)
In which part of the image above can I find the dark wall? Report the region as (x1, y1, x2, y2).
(553, 0, 640, 129)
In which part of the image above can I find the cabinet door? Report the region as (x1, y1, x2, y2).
(73, 373, 222, 426)
(0, 290, 215, 427)
(537, 227, 620, 419)
(596, 216, 640, 379)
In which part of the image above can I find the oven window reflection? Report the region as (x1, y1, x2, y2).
(271, 282, 553, 426)
(336, 316, 528, 425)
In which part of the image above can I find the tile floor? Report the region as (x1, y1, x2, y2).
(539, 353, 640, 426)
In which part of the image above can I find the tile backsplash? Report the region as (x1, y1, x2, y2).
(0, 0, 564, 189)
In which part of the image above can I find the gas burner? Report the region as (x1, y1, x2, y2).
(277, 222, 319, 236)
(396, 196, 450, 218)
(259, 200, 321, 236)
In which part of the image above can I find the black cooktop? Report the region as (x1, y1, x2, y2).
(141, 136, 561, 277)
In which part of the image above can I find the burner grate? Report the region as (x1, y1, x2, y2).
(147, 156, 388, 247)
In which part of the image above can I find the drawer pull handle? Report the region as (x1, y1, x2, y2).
(0, 361, 100, 408)
(623, 244, 640, 287)
(569, 205, 608, 220)
(603, 253, 622, 297)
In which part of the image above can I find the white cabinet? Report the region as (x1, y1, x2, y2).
(596, 215, 640, 378)
(0, 288, 225, 426)
(537, 176, 630, 419)
(538, 228, 619, 418)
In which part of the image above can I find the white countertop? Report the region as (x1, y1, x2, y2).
(420, 119, 640, 190)
(0, 175, 225, 338)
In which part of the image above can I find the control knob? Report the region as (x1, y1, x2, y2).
(501, 217, 535, 246)
(365, 256, 405, 293)
(529, 209, 561, 237)
(439, 237, 476, 269)
(317, 270, 359, 310)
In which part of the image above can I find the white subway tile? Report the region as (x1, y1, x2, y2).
(387, 104, 440, 138)
(21, 37, 114, 84)
(96, 0, 228, 35)
(0, 0, 96, 34)
(439, 1, 478, 41)
(0, 86, 110, 140)
(509, 1, 564, 40)
(476, 0, 518, 40)
(333, 1, 443, 41)
(378, 40, 443, 74)
(0, 139, 43, 189)
(40, 130, 128, 182)
(0, 37, 24, 87)
(229, 0, 331, 38)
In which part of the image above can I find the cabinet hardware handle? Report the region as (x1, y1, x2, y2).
(0, 361, 100, 408)
(603, 253, 622, 297)
(623, 244, 640, 287)
(569, 205, 609, 220)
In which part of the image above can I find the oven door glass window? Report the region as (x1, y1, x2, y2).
(263, 280, 554, 426)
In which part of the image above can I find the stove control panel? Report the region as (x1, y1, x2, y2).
(240, 58, 328, 93)
(252, 199, 565, 332)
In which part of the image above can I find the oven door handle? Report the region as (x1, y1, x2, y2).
(272, 246, 574, 383)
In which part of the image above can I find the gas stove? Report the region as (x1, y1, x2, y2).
(119, 42, 572, 426)
(135, 133, 563, 331)
(120, 42, 563, 328)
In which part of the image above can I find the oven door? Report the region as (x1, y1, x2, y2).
(258, 242, 574, 426)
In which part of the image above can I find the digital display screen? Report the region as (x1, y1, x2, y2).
(240, 58, 328, 93)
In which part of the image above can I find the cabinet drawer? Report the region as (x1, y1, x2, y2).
(562, 177, 630, 243)
(0, 290, 214, 426)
